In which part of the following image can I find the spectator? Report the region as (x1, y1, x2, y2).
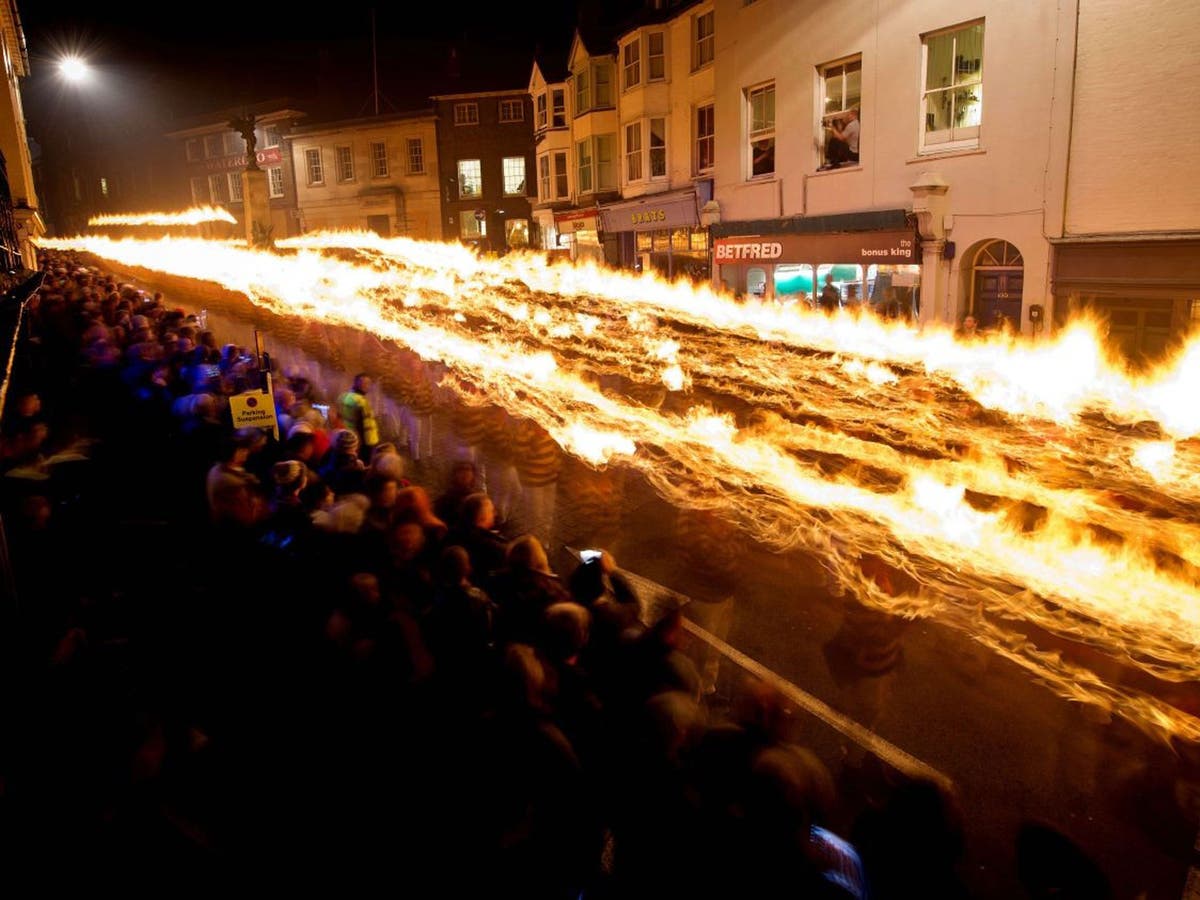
(337, 373, 379, 461)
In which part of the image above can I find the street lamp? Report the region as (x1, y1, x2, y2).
(57, 56, 91, 85)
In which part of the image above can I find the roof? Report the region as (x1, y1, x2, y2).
(164, 99, 307, 138)
(288, 107, 436, 137)
(614, 0, 705, 41)
(430, 88, 529, 102)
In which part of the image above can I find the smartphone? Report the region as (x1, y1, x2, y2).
(580, 549, 603, 563)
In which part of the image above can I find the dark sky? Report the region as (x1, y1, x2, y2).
(19, 2, 589, 129)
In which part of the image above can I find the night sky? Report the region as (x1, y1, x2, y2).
(18, 1, 603, 130)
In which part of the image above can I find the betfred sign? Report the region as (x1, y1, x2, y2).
(714, 229, 918, 264)
(714, 241, 783, 261)
(202, 147, 284, 173)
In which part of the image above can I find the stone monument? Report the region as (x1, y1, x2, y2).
(228, 112, 273, 247)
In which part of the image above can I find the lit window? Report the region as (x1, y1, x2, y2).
(921, 20, 984, 151)
(370, 141, 388, 178)
(648, 32, 665, 80)
(500, 99, 524, 122)
(694, 10, 714, 70)
(747, 82, 775, 178)
(502, 156, 527, 195)
(536, 93, 548, 129)
(453, 102, 479, 125)
(624, 40, 641, 90)
(695, 103, 714, 174)
(305, 148, 324, 185)
(268, 166, 285, 198)
(460, 214, 486, 239)
(228, 172, 243, 202)
(336, 145, 354, 182)
(649, 117, 666, 178)
(552, 89, 566, 126)
(505, 218, 530, 248)
(209, 172, 229, 203)
(407, 138, 424, 174)
(458, 159, 482, 198)
(625, 122, 643, 182)
(819, 56, 862, 169)
(539, 154, 551, 200)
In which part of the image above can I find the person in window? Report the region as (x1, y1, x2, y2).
(823, 108, 860, 168)
(818, 273, 841, 313)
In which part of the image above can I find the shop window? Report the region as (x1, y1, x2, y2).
(921, 20, 984, 151)
(636, 231, 653, 252)
(774, 264, 815, 302)
(505, 218, 530, 248)
(747, 267, 768, 298)
(819, 56, 861, 170)
(461, 214, 486, 239)
(689, 230, 708, 253)
(671, 228, 690, 251)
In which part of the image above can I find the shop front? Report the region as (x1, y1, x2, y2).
(598, 189, 707, 281)
(712, 227, 920, 315)
(553, 207, 604, 265)
(1053, 238, 1200, 364)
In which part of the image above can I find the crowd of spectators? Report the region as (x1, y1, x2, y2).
(0, 250, 1110, 897)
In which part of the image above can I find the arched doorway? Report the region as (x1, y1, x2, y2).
(971, 240, 1024, 331)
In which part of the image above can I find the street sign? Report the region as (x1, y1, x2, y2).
(474, 208, 486, 222)
(229, 390, 279, 439)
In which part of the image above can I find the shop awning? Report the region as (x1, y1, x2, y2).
(598, 189, 699, 234)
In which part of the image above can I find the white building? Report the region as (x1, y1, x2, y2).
(288, 110, 442, 240)
(0, 0, 43, 268)
(708, 0, 1076, 335)
(1050, 0, 1200, 361)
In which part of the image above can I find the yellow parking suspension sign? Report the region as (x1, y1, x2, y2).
(229, 390, 279, 439)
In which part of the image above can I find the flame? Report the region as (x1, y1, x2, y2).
(87, 206, 238, 227)
(36, 229, 1200, 744)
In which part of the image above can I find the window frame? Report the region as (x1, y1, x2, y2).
(536, 92, 548, 129)
(268, 166, 285, 199)
(190, 176, 208, 205)
(552, 89, 566, 127)
(539, 154, 551, 200)
(499, 98, 525, 123)
(406, 138, 425, 175)
(648, 31, 666, 81)
(595, 134, 616, 191)
(228, 171, 243, 203)
(577, 138, 593, 192)
(335, 145, 355, 182)
(649, 117, 667, 179)
(575, 67, 591, 115)
(453, 102, 480, 126)
(305, 148, 324, 186)
(457, 158, 483, 199)
(370, 141, 389, 178)
(502, 156, 527, 196)
(594, 60, 614, 107)
(623, 39, 641, 90)
(185, 138, 202, 161)
(208, 171, 229, 204)
(264, 126, 282, 148)
(553, 151, 569, 198)
(920, 19, 985, 153)
(747, 81, 776, 179)
(204, 134, 223, 159)
(818, 54, 863, 169)
(693, 10, 714, 71)
(460, 214, 486, 240)
(695, 102, 715, 175)
(625, 122, 643, 183)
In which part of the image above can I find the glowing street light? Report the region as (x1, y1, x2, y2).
(57, 56, 91, 84)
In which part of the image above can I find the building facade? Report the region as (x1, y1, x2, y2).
(529, 58, 572, 257)
(1051, 0, 1200, 362)
(166, 103, 306, 240)
(288, 110, 440, 239)
(705, 0, 1075, 336)
(0, 0, 42, 268)
(431, 90, 535, 253)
